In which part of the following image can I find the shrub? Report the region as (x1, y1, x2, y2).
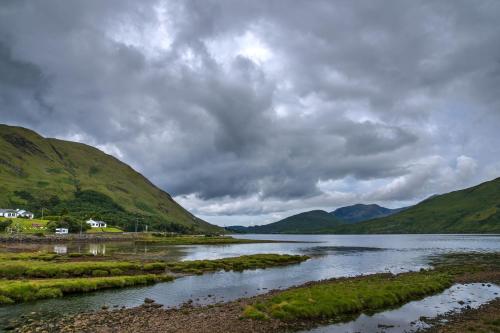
(0, 219, 12, 232)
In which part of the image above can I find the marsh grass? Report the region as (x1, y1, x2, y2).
(0, 251, 308, 305)
(0, 274, 173, 304)
(0, 252, 59, 261)
(166, 254, 309, 275)
(431, 252, 500, 274)
(0, 260, 166, 278)
(244, 271, 453, 321)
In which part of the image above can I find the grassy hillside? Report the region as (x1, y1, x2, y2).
(331, 204, 405, 223)
(231, 210, 343, 234)
(334, 177, 500, 234)
(0, 124, 221, 233)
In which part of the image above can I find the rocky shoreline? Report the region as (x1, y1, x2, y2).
(422, 298, 500, 333)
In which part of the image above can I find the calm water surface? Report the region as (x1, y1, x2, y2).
(0, 234, 499, 330)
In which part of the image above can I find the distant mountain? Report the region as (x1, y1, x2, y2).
(228, 178, 500, 235)
(331, 204, 406, 223)
(224, 225, 249, 233)
(0, 124, 221, 233)
(227, 210, 343, 234)
(333, 177, 500, 234)
(226, 204, 407, 234)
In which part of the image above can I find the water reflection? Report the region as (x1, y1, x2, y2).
(52, 245, 67, 255)
(88, 243, 106, 256)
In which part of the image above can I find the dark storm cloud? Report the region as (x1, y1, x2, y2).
(1, 0, 499, 224)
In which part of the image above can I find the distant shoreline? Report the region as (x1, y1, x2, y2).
(0, 234, 297, 244)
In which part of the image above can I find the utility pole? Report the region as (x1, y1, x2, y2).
(41, 207, 44, 219)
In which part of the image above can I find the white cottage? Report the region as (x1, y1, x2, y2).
(15, 209, 34, 219)
(0, 209, 18, 218)
(86, 219, 107, 228)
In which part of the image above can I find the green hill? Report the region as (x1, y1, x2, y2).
(0, 124, 221, 233)
(331, 204, 406, 223)
(333, 177, 500, 234)
(228, 210, 343, 234)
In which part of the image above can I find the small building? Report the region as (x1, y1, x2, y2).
(86, 219, 107, 228)
(15, 209, 34, 219)
(31, 223, 43, 229)
(0, 209, 18, 218)
(55, 228, 69, 234)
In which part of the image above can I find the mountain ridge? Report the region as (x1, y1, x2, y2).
(330, 203, 405, 224)
(227, 178, 500, 234)
(0, 124, 221, 233)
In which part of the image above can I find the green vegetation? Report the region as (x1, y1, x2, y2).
(0, 217, 49, 233)
(166, 254, 309, 275)
(0, 275, 173, 304)
(0, 260, 166, 279)
(243, 271, 453, 321)
(0, 252, 60, 261)
(333, 178, 500, 234)
(0, 124, 221, 234)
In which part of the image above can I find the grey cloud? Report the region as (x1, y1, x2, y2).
(0, 0, 498, 224)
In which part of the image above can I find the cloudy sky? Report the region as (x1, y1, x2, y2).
(1, 1, 500, 226)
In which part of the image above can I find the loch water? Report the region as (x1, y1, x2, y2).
(0, 234, 499, 332)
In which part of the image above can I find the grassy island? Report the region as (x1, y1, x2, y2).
(166, 254, 309, 275)
(0, 251, 309, 305)
(243, 271, 452, 321)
